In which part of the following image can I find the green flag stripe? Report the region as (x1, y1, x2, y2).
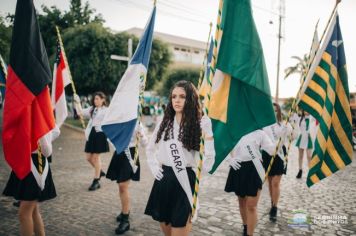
(304, 88, 325, 111)
(298, 101, 321, 123)
(323, 150, 340, 173)
(329, 126, 353, 164)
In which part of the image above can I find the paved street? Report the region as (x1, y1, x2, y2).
(1, 121, 356, 236)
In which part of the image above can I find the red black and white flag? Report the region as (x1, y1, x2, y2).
(51, 38, 71, 127)
(2, 0, 55, 180)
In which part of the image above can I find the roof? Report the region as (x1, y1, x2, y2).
(123, 27, 206, 50)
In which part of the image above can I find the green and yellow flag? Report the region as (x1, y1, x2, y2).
(208, 0, 275, 173)
(298, 12, 353, 187)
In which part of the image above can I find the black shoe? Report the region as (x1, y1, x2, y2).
(115, 220, 130, 235)
(242, 224, 247, 236)
(88, 179, 100, 191)
(13, 201, 20, 207)
(116, 212, 130, 222)
(269, 206, 277, 222)
(100, 170, 106, 178)
(296, 169, 302, 179)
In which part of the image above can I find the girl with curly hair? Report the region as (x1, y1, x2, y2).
(144, 80, 215, 236)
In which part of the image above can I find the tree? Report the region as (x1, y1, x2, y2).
(65, 0, 104, 26)
(0, 16, 12, 62)
(62, 23, 126, 95)
(284, 54, 309, 82)
(157, 67, 200, 97)
(62, 23, 171, 95)
(146, 39, 171, 90)
(38, 0, 104, 60)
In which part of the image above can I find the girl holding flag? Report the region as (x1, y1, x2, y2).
(106, 122, 148, 234)
(144, 80, 215, 236)
(78, 91, 109, 191)
(262, 103, 297, 222)
(224, 128, 275, 236)
(3, 131, 58, 236)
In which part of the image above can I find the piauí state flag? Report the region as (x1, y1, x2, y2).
(298, 12, 353, 187)
(102, 6, 156, 154)
(208, 0, 275, 173)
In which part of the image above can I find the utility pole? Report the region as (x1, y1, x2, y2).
(110, 38, 133, 66)
(275, 0, 285, 104)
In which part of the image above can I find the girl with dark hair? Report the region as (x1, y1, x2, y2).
(106, 122, 148, 234)
(262, 103, 296, 222)
(295, 109, 315, 179)
(77, 91, 109, 191)
(144, 80, 215, 236)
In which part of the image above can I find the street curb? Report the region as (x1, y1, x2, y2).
(63, 122, 85, 133)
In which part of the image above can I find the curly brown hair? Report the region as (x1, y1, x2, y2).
(155, 80, 202, 151)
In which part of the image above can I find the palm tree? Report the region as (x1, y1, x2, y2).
(284, 54, 310, 83)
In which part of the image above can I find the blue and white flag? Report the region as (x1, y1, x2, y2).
(102, 6, 156, 154)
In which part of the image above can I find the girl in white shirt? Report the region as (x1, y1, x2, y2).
(106, 122, 148, 234)
(144, 81, 215, 236)
(262, 103, 296, 222)
(224, 128, 275, 236)
(80, 91, 109, 191)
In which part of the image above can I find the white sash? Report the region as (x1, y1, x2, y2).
(246, 145, 265, 182)
(31, 157, 49, 191)
(85, 119, 93, 141)
(270, 125, 287, 162)
(165, 138, 198, 221)
(124, 148, 138, 173)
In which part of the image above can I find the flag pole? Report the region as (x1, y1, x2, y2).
(197, 22, 213, 91)
(192, 0, 224, 220)
(264, 0, 341, 180)
(132, 0, 157, 165)
(0, 55, 7, 78)
(55, 26, 86, 129)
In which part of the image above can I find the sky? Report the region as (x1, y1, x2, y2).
(1, 0, 355, 98)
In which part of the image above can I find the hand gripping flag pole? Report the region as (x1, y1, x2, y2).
(192, 0, 224, 220)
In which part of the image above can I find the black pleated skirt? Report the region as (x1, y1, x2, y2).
(262, 150, 287, 176)
(106, 147, 140, 183)
(3, 154, 57, 202)
(225, 161, 262, 197)
(145, 165, 196, 228)
(84, 128, 109, 153)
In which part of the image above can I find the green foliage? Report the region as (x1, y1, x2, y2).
(0, 16, 12, 62)
(38, 0, 105, 61)
(157, 67, 200, 97)
(0, 0, 171, 95)
(145, 39, 171, 90)
(62, 24, 171, 95)
(62, 23, 127, 95)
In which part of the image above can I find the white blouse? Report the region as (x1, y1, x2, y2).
(228, 129, 275, 162)
(82, 106, 108, 132)
(128, 122, 148, 148)
(262, 122, 296, 157)
(146, 117, 214, 168)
